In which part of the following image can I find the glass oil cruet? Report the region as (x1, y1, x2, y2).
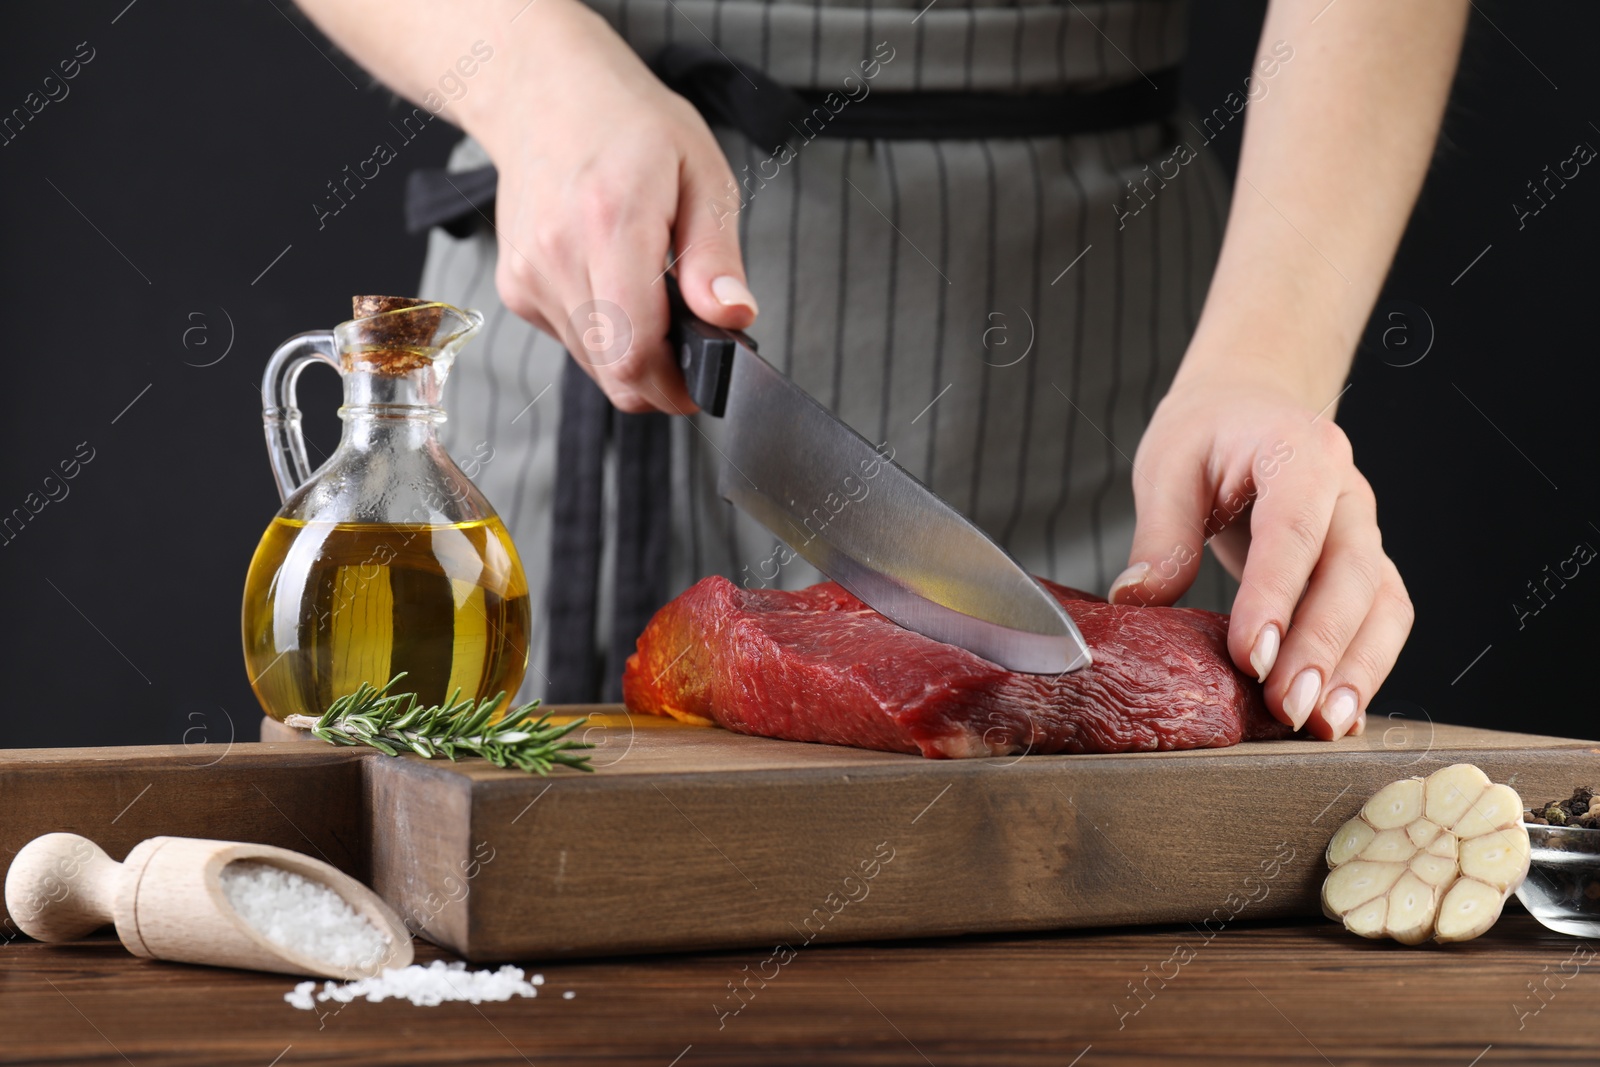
(242, 295, 531, 722)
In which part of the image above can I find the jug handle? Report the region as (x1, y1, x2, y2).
(261, 331, 340, 503)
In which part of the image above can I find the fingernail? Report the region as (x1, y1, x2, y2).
(1107, 562, 1150, 605)
(1282, 667, 1321, 731)
(1350, 709, 1367, 737)
(711, 275, 759, 315)
(1249, 624, 1280, 684)
(1322, 686, 1360, 740)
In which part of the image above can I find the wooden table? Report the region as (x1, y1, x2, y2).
(3, 912, 1593, 1065)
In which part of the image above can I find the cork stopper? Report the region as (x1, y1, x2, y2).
(346, 295, 446, 374)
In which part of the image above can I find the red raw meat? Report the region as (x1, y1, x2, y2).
(622, 576, 1293, 758)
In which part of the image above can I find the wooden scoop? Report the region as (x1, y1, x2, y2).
(4, 833, 413, 979)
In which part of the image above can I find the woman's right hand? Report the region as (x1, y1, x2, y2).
(474, 0, 758, 414)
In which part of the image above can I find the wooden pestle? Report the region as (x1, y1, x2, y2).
(4, 833, 413, 979)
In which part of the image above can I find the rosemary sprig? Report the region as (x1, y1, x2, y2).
(283, 674, 593, 775)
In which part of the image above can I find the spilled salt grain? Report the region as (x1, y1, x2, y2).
(221, 861, 391, 971)
(283, 960, 545, 1009)
(563, 990, 575, 999)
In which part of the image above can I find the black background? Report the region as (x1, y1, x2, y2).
(1, 2, 1594, 748)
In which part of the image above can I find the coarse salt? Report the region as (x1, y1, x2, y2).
(283, 960, 545, 1009)
(220, 861, 390, 971)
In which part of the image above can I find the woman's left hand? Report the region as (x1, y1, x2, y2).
(1107, 373, 1414, 742)
(1096, 0, 1468, 740)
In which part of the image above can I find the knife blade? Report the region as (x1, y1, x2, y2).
(667, 286, 1092, 675)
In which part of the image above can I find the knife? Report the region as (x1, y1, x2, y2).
(666, 284, 1092, 675)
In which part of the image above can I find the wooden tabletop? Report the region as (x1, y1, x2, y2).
(3, 912, 1593, 1065)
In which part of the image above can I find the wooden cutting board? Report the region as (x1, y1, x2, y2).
(3, 711, 1594, 961)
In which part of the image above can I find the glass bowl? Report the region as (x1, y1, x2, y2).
(1514, 823, 1600, 937)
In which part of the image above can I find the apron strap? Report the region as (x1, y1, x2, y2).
(607, 404, 672, 703)
(546, 359, 672, 705)
(545, 361, 611, 704)
(403, 47, 1180, 235)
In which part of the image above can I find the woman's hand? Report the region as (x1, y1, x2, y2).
(1108, 373, 1413, 741)
(472, 0, 756, 413)
(293, 0, 758, 413)
(1099, 0, 1467, 738)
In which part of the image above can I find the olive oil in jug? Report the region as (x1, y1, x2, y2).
(243, 517, 530, 721)
(243, 296, 531, 722)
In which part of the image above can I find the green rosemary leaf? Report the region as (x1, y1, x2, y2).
(460, 694, 503, 738)
(316, 694, 348, 731)
(390, 698, 427, 732)
(301, 674, 593, 775)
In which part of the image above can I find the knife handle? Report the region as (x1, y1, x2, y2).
(666, 276, 756, 418)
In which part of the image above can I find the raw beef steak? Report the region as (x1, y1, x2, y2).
(622, 576, 1292, 758)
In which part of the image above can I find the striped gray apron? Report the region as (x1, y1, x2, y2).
(418, 0, 1238, 704)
